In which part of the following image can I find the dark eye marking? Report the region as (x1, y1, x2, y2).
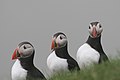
(99, 25, 102, 28)
(23, 45, 27, 49)
(89, 26, 91, 29)
(60, 36, 63, 40)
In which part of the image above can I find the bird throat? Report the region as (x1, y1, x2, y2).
(86, 35, 104, 53)
(55, 44, 71, 59)
(19, 52, 34, 70)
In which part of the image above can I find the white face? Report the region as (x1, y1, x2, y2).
(55, 34, 67, 48)
(88, 22, 103, 38)
(18, 44, 34, 58)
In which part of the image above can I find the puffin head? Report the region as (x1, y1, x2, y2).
(88, 22, 103, 38)
(51, 32, 67, 50)
(12, 41, 34, 60)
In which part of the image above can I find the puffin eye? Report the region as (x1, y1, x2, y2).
(99, 25, 102, 28)
(89, 26, 91, 29)
(23, 45, 27, 49)
(60, 36, 63, 40)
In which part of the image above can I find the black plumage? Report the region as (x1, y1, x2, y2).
(86, 35, 109, 63)
(55, 44, 80, 71)
(19, 52, 46, 80)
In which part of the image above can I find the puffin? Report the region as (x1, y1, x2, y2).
(47, 32, 80, 73)
(11, 41, 46, 80)
(76, 22, 109, 69)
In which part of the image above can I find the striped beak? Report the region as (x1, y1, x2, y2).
(12, 48, 20, 60)
(92, 27, 97, 38)
(51, 39, 58, 50)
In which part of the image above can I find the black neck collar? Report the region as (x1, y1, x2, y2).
(86, 35, 104, 53)
(19, 50, 35, 70)
(55, 44, 71, 59)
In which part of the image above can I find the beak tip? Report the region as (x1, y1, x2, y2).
(12, 55, 17, 60)
(51, 40, 55, 50)
(12, 49, 18, 60)
(12, 57, 15, 60)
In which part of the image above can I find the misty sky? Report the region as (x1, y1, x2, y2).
(0, 0, 120, 79)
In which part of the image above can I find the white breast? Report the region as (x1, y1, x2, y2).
(76, 43, 100, 69)
(47, 51, 69, 73)
(11, 59, 27, 80)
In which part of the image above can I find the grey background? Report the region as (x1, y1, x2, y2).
(0, 0, 120, 79)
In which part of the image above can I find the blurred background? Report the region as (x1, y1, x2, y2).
(0, 0, 120, 79)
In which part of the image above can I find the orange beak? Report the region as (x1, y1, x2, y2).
(12, 48, 20, 60)
(92, 27, 97, 38)
(51, 38, 58, 50)
(51, 39, 55, 50)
